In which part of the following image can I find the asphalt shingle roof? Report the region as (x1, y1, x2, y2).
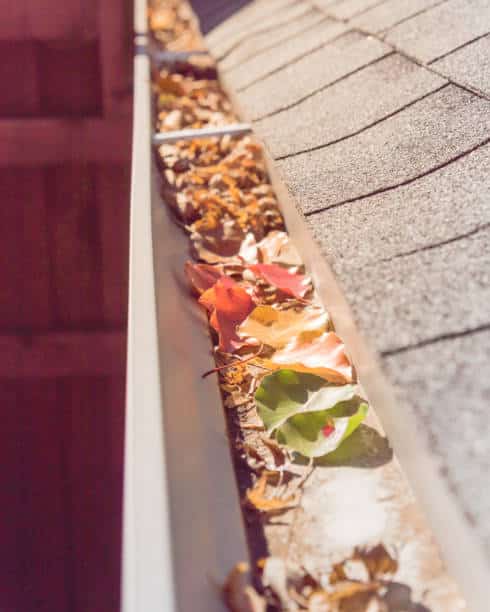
(196, 0, 490, 560)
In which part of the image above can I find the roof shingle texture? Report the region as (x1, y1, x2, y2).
(199, 0, 490, 560)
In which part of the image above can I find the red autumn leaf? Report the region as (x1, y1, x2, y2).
(198, 277, 255, 352)
(185, 261, 224, 295)
(248, 264, 309, 299)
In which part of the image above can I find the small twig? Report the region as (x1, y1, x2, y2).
(202, 343, 263, 378)
(293, 457, 314, 492)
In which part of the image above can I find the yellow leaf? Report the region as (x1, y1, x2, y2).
(266, 332, 353, 384)
(238, 305, 329, 349)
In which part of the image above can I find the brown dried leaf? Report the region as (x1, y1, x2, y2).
(256, 231, 303, 267)
(223, 562, 267, 612)
(261, 436, 287, 467)
(329, 581, 380, 602)
(245, 471, 297, 513)
(353, 544, 398, 580)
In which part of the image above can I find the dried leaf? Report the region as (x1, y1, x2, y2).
(248, 264, 310, 299)
(238, 305, 329, 349)
(269, 332, 353, 384)
(238, 231, 302, 266)
(353, 544, 398, 580)
(329, 581, 380, 602)
(255, 231, 302, 267)
(245, 471, 297, 513)
(238, 233, 258, 263)
(307, 591, 334, 612)
(307, 582, 379, 611)
(223, 562, 267, 612)
(185, 261, 223, 294)
(198, 277, 255, 352)
(261, 436, 287, 467)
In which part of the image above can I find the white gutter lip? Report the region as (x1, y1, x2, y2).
(152, 123, 253, 144)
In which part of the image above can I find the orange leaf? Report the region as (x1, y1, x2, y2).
(198, 277, 255, 352)
(245, 471, 297, 514)
(248, 264, 310, 299)
(185, 261, 223, 295)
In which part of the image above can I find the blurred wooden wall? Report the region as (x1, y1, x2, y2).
(0, 0, 132, 609)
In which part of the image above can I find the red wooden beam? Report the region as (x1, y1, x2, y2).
(0, 331, 126, 378)
(0, 119, 131, 165)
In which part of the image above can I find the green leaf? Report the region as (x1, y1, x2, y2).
(278, 400, 368, 458)
(254, 370, 367, 458)
(255, 370, 357, 433)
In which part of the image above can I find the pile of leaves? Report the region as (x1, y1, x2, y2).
(148, 3, 394, 611)
(148, 0, 205, 51)
(224, 544, 402, 612)
(153, 62, 235, 132)
(158, 135, 285, 261)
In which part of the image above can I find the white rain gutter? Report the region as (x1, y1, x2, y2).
(121, 2, 248, 611)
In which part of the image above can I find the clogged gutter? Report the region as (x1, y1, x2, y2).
(147, 2, 464, 611)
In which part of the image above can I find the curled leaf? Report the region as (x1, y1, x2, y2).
(254, 370, 367, 458)
(238, 233, 258, 263)
(198, 277, 255, 352)
(255, 370, 357, 433)
(245, 470, 297, 513)
(277, 400, 367, 458)
(185, 261, 223, 294)
(270, 332, 353, 384)
(239, 231, 303, 266)
(248, 264, 310, 299)
(238, 305, 329, 349)
(223, 562, 267, 612)
(353, 544, 398, 580)
(255, 231, 302, 267)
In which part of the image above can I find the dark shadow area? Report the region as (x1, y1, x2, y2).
(339, 584, 431, 612)
(190, 0, 253, 34)
(314, 425, 393, 468)
(382, 581, 431, 612)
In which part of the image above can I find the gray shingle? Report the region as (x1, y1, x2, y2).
(307, 144, 490, 270)
(238, 31, 389, 119)
(328, 0, 391, 20)
(219, 8, 321, 71)
(277, 85, 490, 214)
(255, 53, 446, 158)
(328, 227, 490, 352)
(433, 34, 490, 95)
(383, 330, 490, 556)
(224, 18, 348, 91)
(312, 0, 343, 7)
(385, 0, 490, 64)
(205, 0, 270, 47)
(205, 0, 303, 58)
(350, 0, 443, 34)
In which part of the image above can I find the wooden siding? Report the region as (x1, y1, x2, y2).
(0, 0, 132, 609)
